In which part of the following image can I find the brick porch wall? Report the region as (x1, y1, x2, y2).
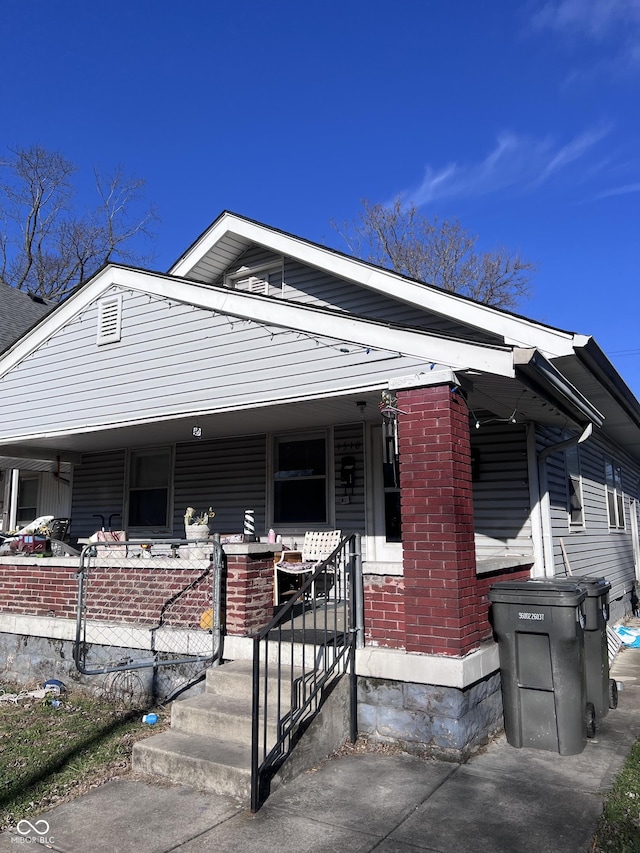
(397, 383, 482, 656)
(0, 552, 275, 637)
(363, 575, 405, 647)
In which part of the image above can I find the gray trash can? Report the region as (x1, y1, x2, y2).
(489, 579, 590, 755)
(579, 576, 618, 719)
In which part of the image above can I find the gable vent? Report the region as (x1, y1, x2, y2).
(237, 275, 269, 295)
(97, 294, 123, 345)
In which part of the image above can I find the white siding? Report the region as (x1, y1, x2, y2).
(472, 422, 533, 559)
(37, 471, 71, 520)
(71, 449, 126, 537)
(225, 248, 502, 343)
(334, 423, 366, 535)
(542, 427, 640, 620)
(173, 435, 267, 536)
(0, 287, 431, 441)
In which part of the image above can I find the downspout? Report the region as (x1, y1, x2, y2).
(537, 423, 593, 578)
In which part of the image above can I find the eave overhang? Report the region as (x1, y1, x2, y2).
(513, 348, 605, 429)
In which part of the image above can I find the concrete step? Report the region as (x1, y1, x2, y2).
(132, 730, 252, 800)
(171, 692, 280, 746)
(205, 659, 304, 705)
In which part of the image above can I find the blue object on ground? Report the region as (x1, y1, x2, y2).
(614, 626, 640, 647)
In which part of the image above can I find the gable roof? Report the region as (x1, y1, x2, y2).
(0, 211, 638, 461)
(0, 282, 53, 352)
(169, 211, 579, 360)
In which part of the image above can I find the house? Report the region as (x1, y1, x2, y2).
(0, 282, 69, 531)
(0, 211, 639, 757)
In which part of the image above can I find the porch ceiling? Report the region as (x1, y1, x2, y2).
(0, 390, 388, 461)
(0, 372, 583, 466)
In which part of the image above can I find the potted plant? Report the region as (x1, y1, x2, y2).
(184, 507, 215, 542)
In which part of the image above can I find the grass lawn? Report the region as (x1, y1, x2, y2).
(0, 681, 168, 831)
(592, 738, 640, 852)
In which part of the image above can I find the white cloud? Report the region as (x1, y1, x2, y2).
(532, 0, 640, 39)
(591, 182, 640, 200)
(531, 0, 640, 75)
(399, 127, 611, 208)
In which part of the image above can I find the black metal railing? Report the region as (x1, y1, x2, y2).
(250, 533, 361, 812)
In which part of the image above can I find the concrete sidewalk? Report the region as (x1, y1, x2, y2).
(2, 642, 639, 853)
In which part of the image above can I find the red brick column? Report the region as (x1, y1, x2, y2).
(225, 554, 274, 636)
(397, 383, 481, 656)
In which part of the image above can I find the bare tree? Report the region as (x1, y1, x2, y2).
(332, 198, 534, 309)
(0, 145, 158, 300)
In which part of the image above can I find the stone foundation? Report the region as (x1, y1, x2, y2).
(356, 671, 503, 761)
(0, 631, 206, 704)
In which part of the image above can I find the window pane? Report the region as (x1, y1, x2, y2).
(605, 461, 614, 487)
(569, 476, 583, 525)
(276, 438, 326, 477)
(607, 488, 616, 527)
(128, 448, 171, 528)
(616, 493, 625, 528)
(17, 478, 38, 527)
(129, 488, 168, 527)
(131, 451, 170, 488)
(18, 478, 38, 508)
(385, 491, 402, 542)
(274, 480, 326, 524)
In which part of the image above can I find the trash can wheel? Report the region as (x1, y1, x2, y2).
(585, 702, 596, 739)
(608, 679, 619, 710)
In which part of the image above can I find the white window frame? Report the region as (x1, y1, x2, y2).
(270, 430, 330, 531)
(125, 445, 174, 535)
(605, 458, 625, 531)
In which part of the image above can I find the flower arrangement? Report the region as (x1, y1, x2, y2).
(184, 506, 215, 527)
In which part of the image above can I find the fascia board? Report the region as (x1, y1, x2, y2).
(123, 268, 516, 377)
(572, 335, 640, 427)
(514, 348, 605, 427)
(169, 213, 578, 359)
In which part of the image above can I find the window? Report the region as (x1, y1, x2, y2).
(127, 447, 173, 530)
(273, 433, 327, 525)
(605, 458, 625, 530)
(17, 477, 38, 528)
(566, 446, 584, 528)
(382, 426, 401, 542)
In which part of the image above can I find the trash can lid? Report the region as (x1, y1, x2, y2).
(488, 578, 586, 606)
(574, 575, 611, 596)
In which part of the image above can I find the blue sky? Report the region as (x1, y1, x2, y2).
(2, 0, 639, 395)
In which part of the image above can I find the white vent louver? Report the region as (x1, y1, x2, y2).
(237, 275, 269, 295)
(97, 294, 123, 345)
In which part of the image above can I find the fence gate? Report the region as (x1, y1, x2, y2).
(74, 538, 223, 702)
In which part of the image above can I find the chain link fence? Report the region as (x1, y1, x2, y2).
(74, 539, 223, 700)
